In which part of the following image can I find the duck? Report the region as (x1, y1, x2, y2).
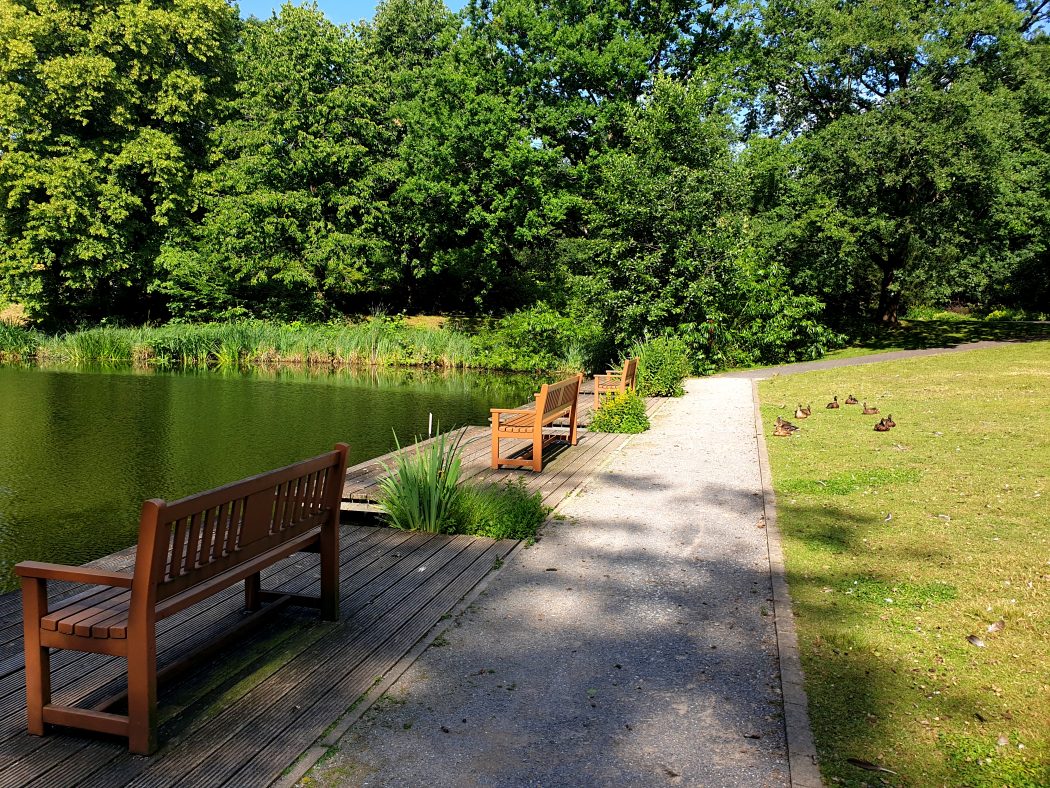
(773, 421, 796, 437)
(874, 419, 891, 432)
(845, 394, 858, 405)
(801, 404, 812, 417)
(862, 402, 879, 415)
(826, 396, 840, 409)
(884, 414, 896, 428)
(794, 404, 809, 419)
(775, 415, 800, 432)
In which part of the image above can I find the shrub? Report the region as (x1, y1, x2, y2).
(589, 390, 650, 433)
(450, 479, 549, 541)
(472, 303, 603, 372)
(377, 429, 464, 533)
(631, 337, 690, 397)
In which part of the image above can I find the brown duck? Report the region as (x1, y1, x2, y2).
(874, 418, 891, 432)
(775, 415, 799, 432)
(884, 414, 896, 428)
(773, 421, 796, 437)
(826, 396, 840, 409)
(794, 404, 809, 419)
(845, 394, 859, 405)
(862, 402, 879, 415)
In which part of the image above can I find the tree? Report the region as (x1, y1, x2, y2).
(751, 0, 1050, 322)
(0, 0, 237, 327)
(157, 3, 379, 320)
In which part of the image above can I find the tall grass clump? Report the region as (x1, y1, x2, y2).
(377, 429, 465, 533)
(450, 479, 549, 541)
(0, 323, 41, 360)
(631, 336, 690, 396)
(62, 326, 135, 363)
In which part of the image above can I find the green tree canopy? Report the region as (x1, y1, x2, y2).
(0, 0, 237, 328)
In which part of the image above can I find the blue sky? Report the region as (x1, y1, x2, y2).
(236, 0, 464, 26)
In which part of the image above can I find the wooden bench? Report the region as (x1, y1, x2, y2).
(593, 357, 638, 408)
(490, 374, 583, 472)
(15, 443, 349, 755)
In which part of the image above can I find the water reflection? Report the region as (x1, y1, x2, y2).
(0, 363, 539, 590)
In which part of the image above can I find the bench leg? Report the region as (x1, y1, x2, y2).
(245, 571, 261, 611)
(532, 436, 543, 473)
(491, 431, 500, 470)
(320, 522, 339, 621)
(21, 578, 51, 736)
(126, 632, 158, 754)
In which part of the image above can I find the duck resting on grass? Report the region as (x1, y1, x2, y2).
(801, 404, 812, 417)
(874, 418, 892, 432)
(845, 394, 859, 405)
(884, 414, 896, 428)
(826, 396, 840, 409)
(774, 415, 800, 435)
(862, 402, 879, 415)
(794, 404, 809, 419)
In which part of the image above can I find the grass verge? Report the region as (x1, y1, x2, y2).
(760, 342, 1050, 786)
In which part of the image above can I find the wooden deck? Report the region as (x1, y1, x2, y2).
(0, 390, 664, 787)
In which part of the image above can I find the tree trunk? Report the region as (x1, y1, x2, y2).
(877, 261, 901, 325)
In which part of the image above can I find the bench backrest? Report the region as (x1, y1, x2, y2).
(536, 374, 583, 421)
(623, 358, 638, 391)
(132, 444, 348, 610)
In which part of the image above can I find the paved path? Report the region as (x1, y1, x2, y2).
(304, 378, 798, 787)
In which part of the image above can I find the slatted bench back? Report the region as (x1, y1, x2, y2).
(623, 357, 638, 390)
(134, 446, 348, 607)
(537, 374, 583, 421)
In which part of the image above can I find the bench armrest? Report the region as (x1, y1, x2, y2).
(490, 408, 531, 417)
(14, 561, 134, 588)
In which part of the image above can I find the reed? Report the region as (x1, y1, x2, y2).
(0, 323, 41, 360)
(377, 428, 465, 533)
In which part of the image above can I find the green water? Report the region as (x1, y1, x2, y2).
(0, 364, 538, 591)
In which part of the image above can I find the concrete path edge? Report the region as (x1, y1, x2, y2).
(751, 380, 824, 788)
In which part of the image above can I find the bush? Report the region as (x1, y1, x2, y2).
(589, 390, 650, 433)
(471, 303, 603, 372)
(450, 479, 549, 541)
(631, 337, 690, 397)
(377, 429, 464, 533)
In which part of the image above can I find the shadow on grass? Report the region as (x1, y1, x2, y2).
(848, 319, 1050, 352)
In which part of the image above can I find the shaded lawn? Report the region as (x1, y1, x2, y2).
(760, 342, 1050, 787)
(824, 319, 1050, 362)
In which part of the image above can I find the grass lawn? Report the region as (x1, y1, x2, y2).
(760, 342, 1050, 787)
(822, 319, 1050, 362)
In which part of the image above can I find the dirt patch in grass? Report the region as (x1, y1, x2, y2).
(760, 342, 1050, 787)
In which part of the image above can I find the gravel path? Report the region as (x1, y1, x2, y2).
(304, 378, 790, 787)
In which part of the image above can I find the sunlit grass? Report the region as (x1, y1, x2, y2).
(760, 342, 1050, 787)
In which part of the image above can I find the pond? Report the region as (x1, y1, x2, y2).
(0, 364, 539, 591)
